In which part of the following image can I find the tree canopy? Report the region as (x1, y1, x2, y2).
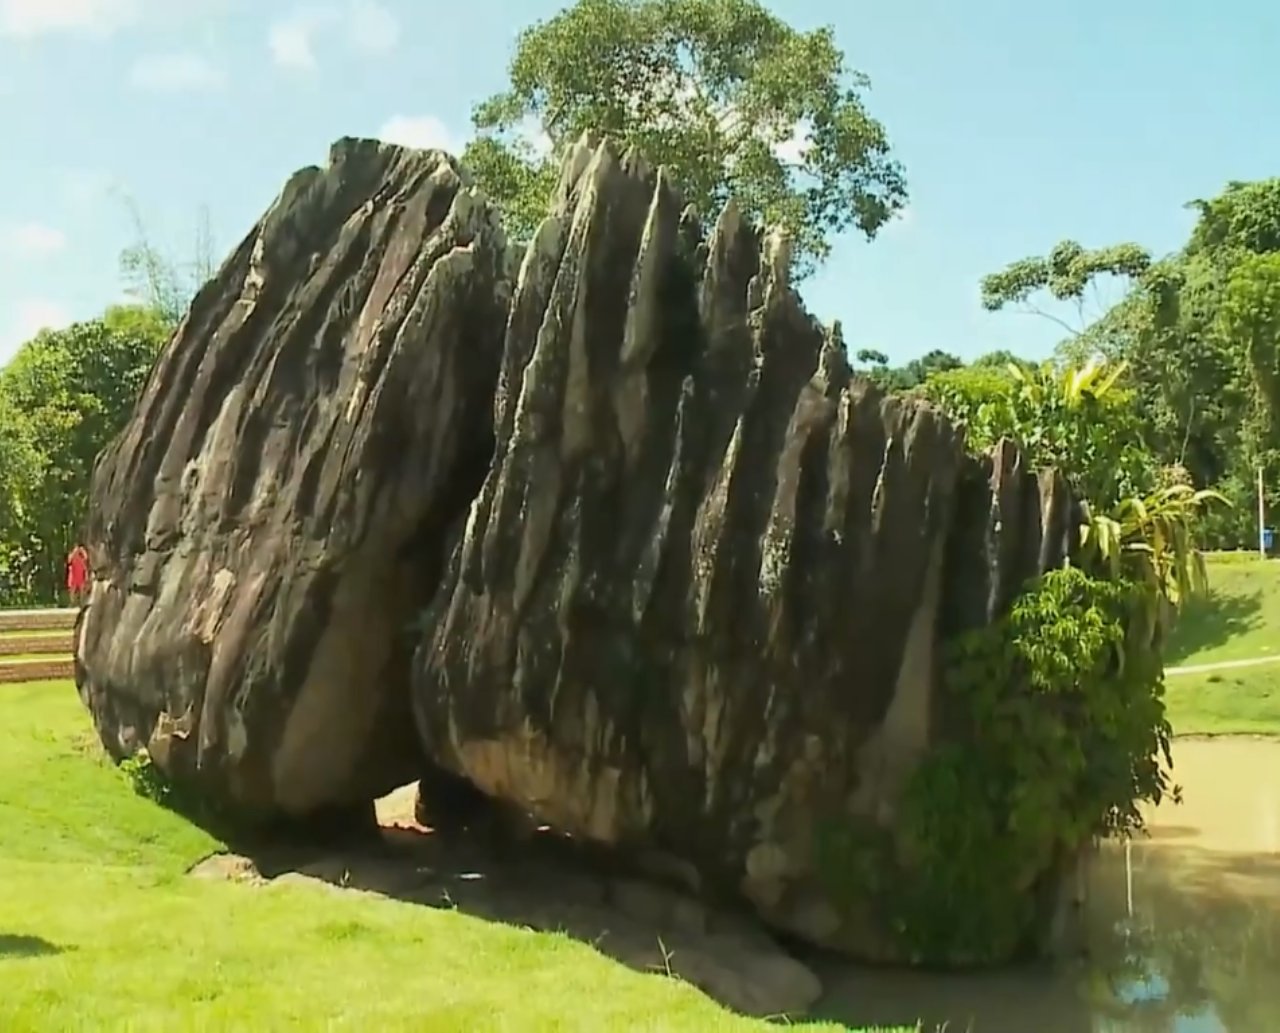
(854, 347, 963, 392)
(463, 0, 907, 272)
(980, 240, 1152, 343)
(0, 307, 168, 604)
(969, 176, 1280, 550)
(1220, 251, 1280, 427)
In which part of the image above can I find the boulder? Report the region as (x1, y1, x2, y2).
(75, 138, 514, 824)
(75, 129, 1084, 964)
(411, 135, 1079, 961)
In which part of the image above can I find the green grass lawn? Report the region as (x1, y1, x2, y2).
(1165, 551, 1280, 666)
(1163, 552, 1280, 735)
(18, 546, 1276, 1029)
(1164, 664, 1280, 735)
(0, 681, 905, 1033)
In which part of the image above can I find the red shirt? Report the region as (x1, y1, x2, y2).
(67, 548, 89, 592)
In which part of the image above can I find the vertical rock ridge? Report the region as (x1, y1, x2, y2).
(409, 137, 1080, 962)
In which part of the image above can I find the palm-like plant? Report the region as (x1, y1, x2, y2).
(1082, 484, 1226, 612)
(1003, 358, 1225, 619)
(1006, 354, 1131, 408)
(928, 354, 1228, 619)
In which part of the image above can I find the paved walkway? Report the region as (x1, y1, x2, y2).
(1166, 654, 1280, 677)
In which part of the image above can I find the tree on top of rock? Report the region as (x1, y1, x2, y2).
(117, 199, 218, 330)
(463, 0, 908, 274)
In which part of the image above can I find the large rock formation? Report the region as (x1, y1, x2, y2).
(411, 135, 1078, 961)
(77, 132, 1079, 964)
(76, 139, 514, 824)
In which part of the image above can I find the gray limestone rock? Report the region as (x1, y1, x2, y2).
(75, 138, 514, 824)
(410, 134, 1079, 962)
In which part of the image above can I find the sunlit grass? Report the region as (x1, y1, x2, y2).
(1164, 553, 1280, 735)
(0, 681, 905, 1032)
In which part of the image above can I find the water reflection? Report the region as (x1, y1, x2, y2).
(814, 738, 1280, 1032)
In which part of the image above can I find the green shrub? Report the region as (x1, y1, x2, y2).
(887, 567, 1172, 964)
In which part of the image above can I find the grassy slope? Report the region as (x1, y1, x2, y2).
(0, 682, 903, 1033)
(1163, 553, 1280, 735)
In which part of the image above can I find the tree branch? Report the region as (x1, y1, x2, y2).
(1016, 303, 1084, 339)
(1179, 394, 1195, 466)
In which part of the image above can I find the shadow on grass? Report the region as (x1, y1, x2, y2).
(145, 777, 1280, 1032)
(1163, 588, 1264, 665)
(197, 818, 827, 1024)
(0, 933, 65, 958)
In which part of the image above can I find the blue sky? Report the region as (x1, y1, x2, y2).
(0, 0, 1277, 368)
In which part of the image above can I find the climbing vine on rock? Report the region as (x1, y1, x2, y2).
(890, 566, 1174, 964)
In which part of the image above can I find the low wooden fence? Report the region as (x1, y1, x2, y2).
(0, 608, 77, 684)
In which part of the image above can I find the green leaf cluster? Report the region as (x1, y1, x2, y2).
(853, 346, 967, 392)
(981, 178, 1280, 549)
(1219, 251, 1280, 429)
(921, 357, 1156, 509)
(888, 567, 1173, 964)
(980, 240, 1151, 313)
(463, 0, 906, 272)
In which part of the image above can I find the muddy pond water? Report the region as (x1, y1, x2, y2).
(815, 737, 1280, 1032)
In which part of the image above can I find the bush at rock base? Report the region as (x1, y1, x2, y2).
(814, 567, 1171, 965)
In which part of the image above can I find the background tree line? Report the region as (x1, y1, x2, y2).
(0, 213, 205, 606)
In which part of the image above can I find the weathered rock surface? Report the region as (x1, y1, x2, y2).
(77, 130, 1081, 971)
(76, 138, 514, 822)
(412, 135, 1079, 961)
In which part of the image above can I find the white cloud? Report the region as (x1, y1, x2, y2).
(271, 2, 402, 72)
(376, 114, 462, 155)
(372, 112, 554, 161)
(129, 52, 226, 91)
(348, 0, 397, 54)
(0, 0, 141, 37)
(268, 9, 334, 71)
(16, 300, 70, 337)
(1, 222, 67, 259)
(1, 300, 70, 364)
(1, 0, 234, 38)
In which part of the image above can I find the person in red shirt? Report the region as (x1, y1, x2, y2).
(66, 545, 90, 606)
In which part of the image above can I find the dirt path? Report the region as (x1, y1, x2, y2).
(1165, 654, 1280, 677)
